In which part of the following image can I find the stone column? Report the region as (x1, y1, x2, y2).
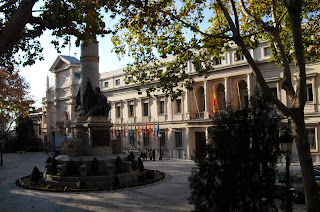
(80, 40, 99, 103)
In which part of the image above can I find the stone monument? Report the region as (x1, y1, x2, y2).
(61, 40, 112, 157)
(42, 40, 139, 189)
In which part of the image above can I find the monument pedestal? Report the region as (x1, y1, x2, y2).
(84, 116, 113, 156)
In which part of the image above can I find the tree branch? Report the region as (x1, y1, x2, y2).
(0, 0, 37, 55)
(0, 0, 19, 12)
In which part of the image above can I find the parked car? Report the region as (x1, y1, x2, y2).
(292, 168, 320, 180)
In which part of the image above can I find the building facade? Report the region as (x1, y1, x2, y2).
(42, 42, 320, 164)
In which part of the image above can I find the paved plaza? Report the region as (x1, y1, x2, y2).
(0, 152, 308, 212)
(0, 152, 194, 212)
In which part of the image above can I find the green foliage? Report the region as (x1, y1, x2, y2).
(127, 151, 135, 161)
(137, 174, 145, 183)
(109, 0, 320, 100)
(15, 116, 39, 151)
(45, 157, 52, 164)
(131, 159, 139, 171)
(113, 175, 120, 188)
(50, 157, 57, 175)
(30, 166, 41, 183)
(90, 157, 100, 176)
(0, 0, 114, 71)
(145, 170, 155, 180)
(66, 160, 78, 176)
(138, 158, 144, 171)
(189, 90, 282, 211)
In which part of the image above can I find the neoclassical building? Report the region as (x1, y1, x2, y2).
(42, 42, 320, 164)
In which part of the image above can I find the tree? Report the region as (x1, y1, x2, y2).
(0, 68, 33, 165)
(15, 115, 40, 151)
(189, 91, 283, 211)
(0, 0, 114, 71)
(110, 1, 320, 210)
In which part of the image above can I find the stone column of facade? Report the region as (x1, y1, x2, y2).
(224, 77, 229, 106)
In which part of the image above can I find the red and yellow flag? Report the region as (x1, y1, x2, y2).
(213, 89, 217, 115)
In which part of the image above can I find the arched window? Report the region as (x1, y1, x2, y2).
(217, 83, 226, 111)
(238, 80, 248, 109)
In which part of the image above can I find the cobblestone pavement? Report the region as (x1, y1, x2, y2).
(0, 152, 308, 212)
(0, 152, 194, 212)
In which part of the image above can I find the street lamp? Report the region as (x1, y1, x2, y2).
(158, 133, 162, 160)
(279, 130, 294, 209)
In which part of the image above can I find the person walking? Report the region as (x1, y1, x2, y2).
(148, 148, 153, 161)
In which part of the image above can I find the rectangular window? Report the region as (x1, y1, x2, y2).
(215, 58, 222, 65)
(115, 79, 120, 86)
(307, 128, 316, 150)
(175, 131, 182, 147)
(143, 102, 149, 116)
(234, 53, 245, 61)
(128, 77, 133, 83)
(158, 69, 163, 77)
(129, 104, 134, 117)
(116, 105, 121, 118)
(104, 81, 109, 88)
(264, 47, 271, 56)
(306, 84, 313, 102)
(176, 99, 182, 113)
(270, 87, 278, 98)
(159, 101, 165, 114)
(160, 131, 166, 147)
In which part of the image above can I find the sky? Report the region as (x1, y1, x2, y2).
(19, 31, 133, 108)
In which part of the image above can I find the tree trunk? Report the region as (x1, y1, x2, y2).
(291, 112, 320, 212)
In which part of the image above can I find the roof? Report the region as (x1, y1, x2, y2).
(60, 55, 80, 64)
(49, 55, 80, 73)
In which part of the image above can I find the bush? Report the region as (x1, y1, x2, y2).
(138, 158, 144, 171)
(127, 151, 135, 161)
(137, 174, 145, 183)
(30, 166, 41, 183)
(145, 170, 155, 179)
(90, 157, 100, 176)
(188, 90, 283, 212)
(132, 159, 139, 171)
(113, 175, 120, 188)
(66, 160, 78, 176)
(50, 157, 57, 175)
(45, 157, 52, 164)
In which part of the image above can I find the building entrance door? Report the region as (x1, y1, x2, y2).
(195, 132, 206, 156)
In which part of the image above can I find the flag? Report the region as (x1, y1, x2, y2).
(156, 121, 160, 137)
(130, 122, 133, 137)
(149, 123, 152, 138)
(145, 121, 148, 137)
(126, 121, 129, 137)
(136, 124, 139, 138)
(120, 123, 123, 138)
(153, 122, 155, 136)
(213, 88, 217, 115)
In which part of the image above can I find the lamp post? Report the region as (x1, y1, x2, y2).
(279, 130, 294, 211)
(158, 133, 162, 160)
